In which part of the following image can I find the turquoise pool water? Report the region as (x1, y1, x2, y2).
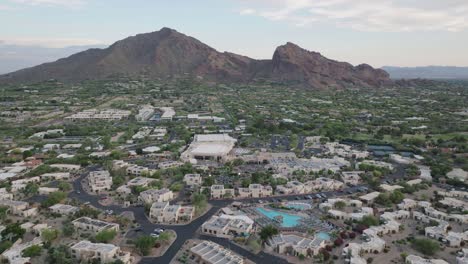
(316, 232, 331, 241)
(256, 207, 303, 227)
(285, 202, 312, 210)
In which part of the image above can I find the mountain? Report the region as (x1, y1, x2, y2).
(382, 66, 468, 80)
(0, 44, 106, 74)
(0, 27, 391, 89)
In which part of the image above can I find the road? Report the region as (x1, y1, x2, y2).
(64, 164, 407, 264)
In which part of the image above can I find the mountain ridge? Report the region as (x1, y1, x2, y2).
(0, 27, 391, 89)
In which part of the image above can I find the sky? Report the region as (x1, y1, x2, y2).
(0, 0, 468, 69)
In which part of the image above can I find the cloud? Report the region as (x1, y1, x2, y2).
(0, 4, 14, 10)
(0, 37, 106, 48)
(239, 0, 468, 32)
(9, 0, 86, 8)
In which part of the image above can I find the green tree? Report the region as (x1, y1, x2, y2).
(46, 245, 73, 264)
(41, 229, 59, 243)
(359, 215, 380, 227)
(41, 191, 67, 207)
(259, 225, 279, 242)
(0, 241, 12, 254)
(22, 245, 42, 257)
(23, 183, 39, 196)
(57, 181, 72, 192)
(95, 229, 117, 243)
(135, 235, 157, 256)
(2, 223, 25, 242)
(412, 238, 440, 255)
(334, 201, 346, 209)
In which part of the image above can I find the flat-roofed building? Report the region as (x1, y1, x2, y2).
(210, 185, 234, 199)
(267, 233, 327, 257)
(49, 204, 79, 215)
(139, 188, 173, 204)
(127, 177, 155, 187)
(237, 184, 272, 198)
(0, 200, 29, 215)
(40, 172, 71, 181)
(202, 214, 254, 238)
(88, 170, 112, 193)
(71, 240, 132, 264)
(50, 164, 81, 172)
(189, 240, 244, 264)
(181, 134, 237, 164)
(149, 202, 195, 223)
(184, 174, 202, 186)
(359, 192, 381, 205)
(405, 255, 449, 264)
(72, 217, 119, 234)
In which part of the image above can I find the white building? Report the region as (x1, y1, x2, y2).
(266, 233, 326, 257)
(406, 255, 449, 264)
(189, 240, 244, 264)
(88, 170, 112, 193)
(49, 204, 79, 215)
(237, 184, 273, 198)
(72, 217, 119, 234)
(71, 240, 132, 264)
(181, 134, 237, 164)
(210, 185, 234, 199)
(149, 202, 195, 223)
(184, 174, 202, 187)
(139, 188, 173, 204)
(202, 214, 254, 238)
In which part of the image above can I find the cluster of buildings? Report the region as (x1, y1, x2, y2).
(149, 202, 195, 223)
(189, 240, 244, 264)
(275, 178, 344, 195)
(66, 109, 131, 121)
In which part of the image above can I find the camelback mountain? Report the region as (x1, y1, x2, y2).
(0, 27, 391, 89)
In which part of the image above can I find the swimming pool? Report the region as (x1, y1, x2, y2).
(256, 207, 303, 228)
(285, 202, 312, 210)
(316, 232, 331, 241)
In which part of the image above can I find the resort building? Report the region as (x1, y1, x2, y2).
(149, 202, 195, 223)
(126, 177, 155, 188)
(210, 185, 235, 199)
(189, 240, 244, 264)
(184, 174, 202, 187)
(49, 204, 79, 215)
(201, 214, 254, 238)
(88, 170, 112, 193)
(50, 164, 81, 172)
(266, 233, 327, 257)
(181, 134, 237, 164)
(71, 240, 133, 264)
(72, 217, 119, 234)
(237, 184, 273, 198)
(139, 188, 174, 204)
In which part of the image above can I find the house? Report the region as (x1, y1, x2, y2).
(359, 192, 381, 205)
(139, 188, 173, 204)
(210, 185, 234, 199)
(40, 172, 71, 181)
(71, 240, 132, 264)
(447, 168, 467, 182)
(183, 174, 202, 187)
(149, 202, 195, 223)
(1, 237, 43, 264)
(49, 204, 79, 215)
(126, 177, 155, 188)
(189, 240, 244, 264)
(38, 187, 59, 195)
(50, 164, 81, 172)
(405, 255, 449, 264)
(341, 171, 363, 186)
(72, 217, 119, 234)
(237, 184, 272, 198)
(266, 233, 327, 257)
(88, 170, 112, 193)
(202, 214, 254, 238)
